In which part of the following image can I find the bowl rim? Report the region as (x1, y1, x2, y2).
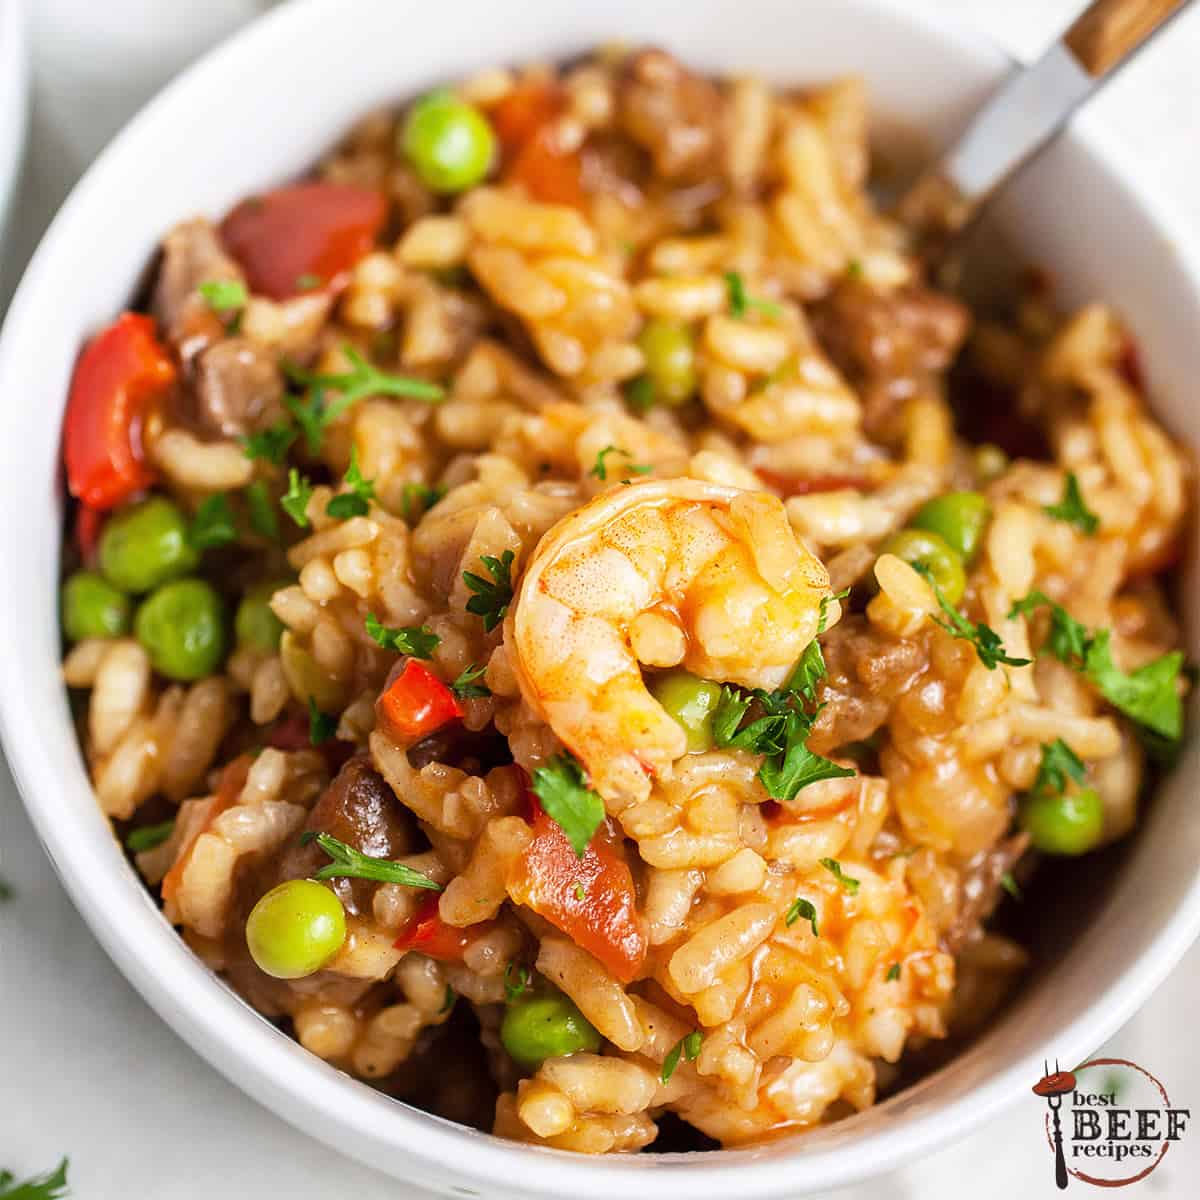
(2, 0, 1199, 1195)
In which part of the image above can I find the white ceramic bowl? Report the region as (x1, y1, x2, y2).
(0, 1, 1196, 1195)
(0, 0, 29, 250)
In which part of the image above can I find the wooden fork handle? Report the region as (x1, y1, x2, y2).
(1066, 0, 1191, 75)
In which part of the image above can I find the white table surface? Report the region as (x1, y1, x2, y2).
(2, 2, 1198, 1196)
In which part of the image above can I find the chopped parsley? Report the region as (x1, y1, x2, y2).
(400, 482, 446, 524)
(819, 857, 860, 895)
(326, 447, 376, 519)
(504, 961, 532, 1002)
(301, 831, 442, 890)
(1009, 592, 1184, 740)
(282, 345, 444, 452)
(240, 422, 297, 465)
(915, 566, 1030, 670)
(886, 962, 901, 982)
(661, 1030, 703, 1083)
(818, 587, 851, 635)
(1043, 473, 1099, 535)
(1000, 871, 1022, 901)
(307, 697, 337, 745)
(625, 374, 657, 413)
(450, 663, 491, 699)
(785, 896, 819, 935)
(188, 493, 238, 551)
(589, 445, 653, 482)
(1031, 738, 1086, 799)
(283, 390, 327, 455)
(724, 270, 783, 319)
(573, 882, 587, 901)
(280, 468, 314, 528)
(463, 549, 515, 632)
(0, 1158, 70, 1200)
(125, 819, 175, 854)
(198, 278, 248, 313)
(243, 480, 279, 541)
(530, 753, 605, 857)
(711, 644, 854, 802)
(364, 613, 440, 659)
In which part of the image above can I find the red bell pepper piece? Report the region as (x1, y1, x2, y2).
(220, 181, 387, 301)
(376, 661, 463, 743)
(64, 313, 174, 510)
(509, 795, 647, 984)
(394, 893, 493, 962)
(490, 82, 584, 208)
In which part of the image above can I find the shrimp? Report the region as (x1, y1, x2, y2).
(506, 479, 832, 806)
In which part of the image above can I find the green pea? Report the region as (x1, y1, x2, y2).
(973, 444, 1008, 484)
(246, 879, 347, 980)
(235, 580, 288, 653)
(134, 578, 226, 681)
(1019, 786, 1104, 856)
(500, 989, 602, 1070)
(880, 528, 966, 605)
(910, 492, 992, 563)
(61, 571, 131, 642)
(651, 670, 722, 753)
(637, 321, 697, 406)
(401, 90, 496, 193)
(99, 496, 199, 593)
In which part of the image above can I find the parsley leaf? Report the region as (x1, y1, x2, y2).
(189, 493, 237, 550)
(364, 613, 440, 659)
(1043, 473, 1099, 535)
(712, 647, 854, 801)
(819, 857, 860, 895)
(1009, 593, 1184, 740)
(198, 278, 248, 313)
(625, 374, 657, 413)
(724, 271, 783, 319)
(126, 820, 175, 854)
(916, 567, 1030, 670)
(886, 962, 901, 982)
(243, 480, 279, 541)
(503, 961, 531, 1002)
(530, 753, 605, 857)
(307, 697, 336, 745)
(1000, 871, 1022, 901)
(283, 389, 327, 455)
(783, 641, 826, 706)
(280, 469, 314, 528)
(326, 447, 376, 520)
(818, 587, 851, 635)
(400, 482, 445, 524)
(241, 422, 297, 465)
(785, 897, 819, 935)
(758, 709, 855, 800)
(661, 1030, 703, 1083)
(1031, 738, 1086, 799)
(589, 445, 653, 482)
(284, 345, 444, 429)
(300, 831, 442, 889)
(464, 549, 516, 632)
(0, 1158, 70, 1199)
(450, 663, 491, 699)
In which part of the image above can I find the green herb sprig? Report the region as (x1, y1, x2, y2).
(301, 831, 442, 890)
(530, 753, 605, 857)
(464, 550, 516, 632)
(365, 614, 440, 659)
